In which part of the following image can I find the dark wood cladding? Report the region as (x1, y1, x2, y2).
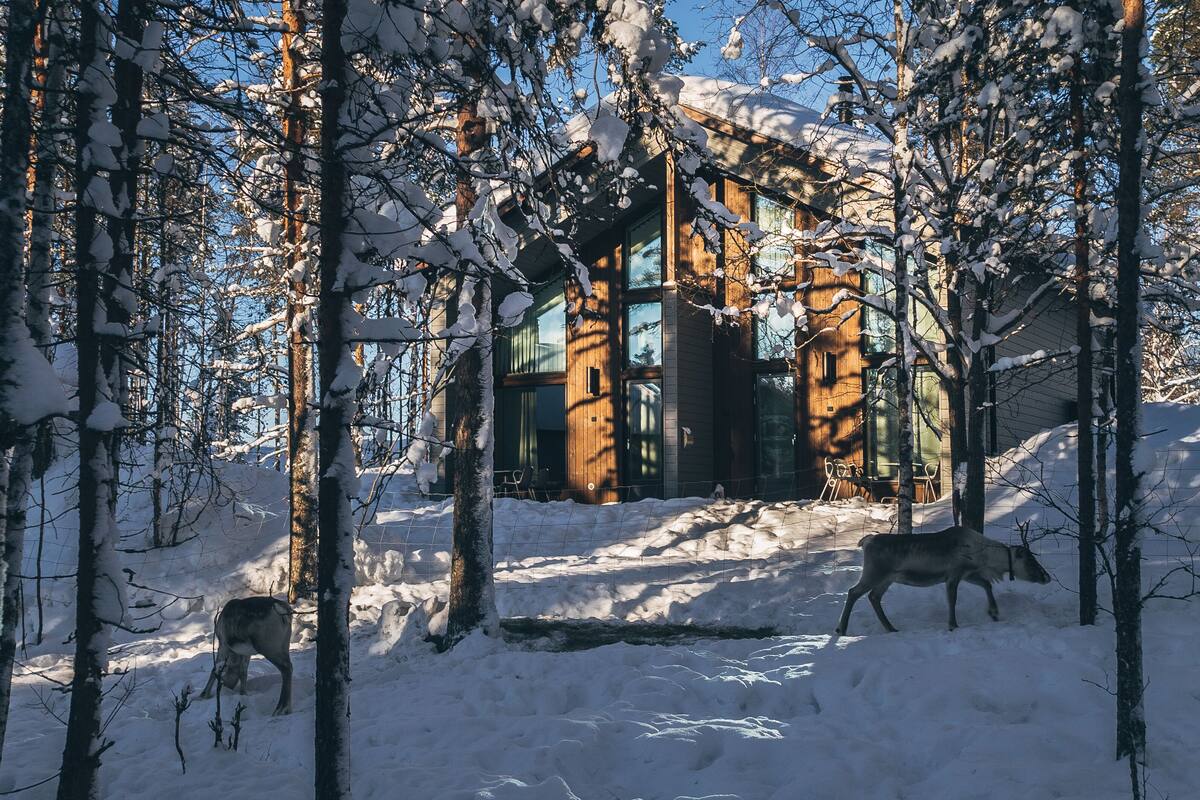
(566, 243, 619, 503)
(799, 204, 864, 489)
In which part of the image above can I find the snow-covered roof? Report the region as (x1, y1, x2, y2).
(672, 76, 889, 170)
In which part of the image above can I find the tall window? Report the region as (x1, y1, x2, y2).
(625, 302, 662, 367)
(496, 283, 566, 374)
(753, 293, 796, 361)
(626, 212, 663, 289)
(622, 208, 664, 494)
(625, 380, 662, 494)
(755, 374, 796, 498)
(861, 241, 938, 355)
(753, 194, 794, 281)
(495, 385, 567, 486)
(865, 366, 941, 479)
(494, 281, 567, 494)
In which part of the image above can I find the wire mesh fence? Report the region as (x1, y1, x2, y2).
(15, 446, 1200, 630)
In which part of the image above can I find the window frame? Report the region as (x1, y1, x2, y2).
(862, 364, 942, 480)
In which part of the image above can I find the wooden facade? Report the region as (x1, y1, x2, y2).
(467, 96, 966, 504)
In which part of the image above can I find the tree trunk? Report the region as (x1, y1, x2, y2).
(58, 2, 127, 794)
(0, 1, 64, 765)
(445, 72, 499, 645)
(102, 0, 149, 511)
(963, 273, 989, 532)
(1071, 62, 1098, 626)
(315, 0, 353, 795)
(1114, 0, 1147, 789)
(891, 6, 915, 536)
(0, 436, 33, 768)
(283, 0, 318, 603)
(0, 0, 40, 454)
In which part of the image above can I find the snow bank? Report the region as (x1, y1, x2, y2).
(5, 405, 1200, 799)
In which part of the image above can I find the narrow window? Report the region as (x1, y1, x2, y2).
(626, 212, 663, 289)
(625, 302, 662, 367)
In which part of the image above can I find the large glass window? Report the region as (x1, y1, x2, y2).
(754, 293, 796, 361)
(496, 284, 566, 374)
(626, 381, 662, 492)
(755, 374, 796, 499)
(495, 384, 567, 487)
(861, 241, 938, 355)
(865, 366, 941, 479)
(625, 302, 662, 367)
(753, 194, 794, 281)
(626, 212, 663, 289)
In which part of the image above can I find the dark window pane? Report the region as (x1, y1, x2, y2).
(861, 241, 938, 354)
(625, 302, 662, 367)
(626, 212, 662, 289)
(753, 195, 794, 281)
(865, 366, 942, 478)
(626, 381, 662, 492)
(495, 385, 567, 488)
(754, 293, 796, 360)
(755, 374, 796, 498)
(496, 284, 566, 375)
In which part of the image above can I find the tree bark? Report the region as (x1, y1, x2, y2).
(0, 0, 40, 454)
(102, 0, 149, 511)
(963, 272, 988, 532)
(445, 68, 499, 645)
(315, 0, 353, 795)
(1071, 62, 1098, 626)
(58, 1, 126, 794)
(892, 4, 915, 535)
(1114, 0, 1147, 789)
(283, 0, 318, 602)
(0, 0, 64, 765)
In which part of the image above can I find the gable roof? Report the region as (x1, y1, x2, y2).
(671, 76, 889, 171)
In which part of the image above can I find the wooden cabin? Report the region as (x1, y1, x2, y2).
(435, 77, 1077, 504)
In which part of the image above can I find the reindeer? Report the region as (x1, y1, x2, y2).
(835, 525, 1052, 635)
(200, 597, 293, 715)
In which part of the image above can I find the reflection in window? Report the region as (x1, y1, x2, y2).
(625, 302, 662, 367)
(626, 381, 662, 493)
(861, 241, 938, 355)
(753, 194, 794, 281)
(754, 293, 796, 360)
(496, 285, 566, 374)
(755, 374, 796, 499)
(626, 212, 663, 289)
(495, 384, 567, 486)
(865, 366, 941, 479)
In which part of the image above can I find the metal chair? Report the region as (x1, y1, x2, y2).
(495, 467, 527, 498)
(918, 461, 940, 503)
(819, 457, 841, 501)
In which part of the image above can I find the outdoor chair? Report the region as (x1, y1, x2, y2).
(918, 461, 940, 503)
(495, 467, 527, 499)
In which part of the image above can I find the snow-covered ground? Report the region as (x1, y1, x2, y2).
(3, 405, 1200, 799)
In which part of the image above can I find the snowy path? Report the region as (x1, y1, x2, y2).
(4, 596, 1198, 800)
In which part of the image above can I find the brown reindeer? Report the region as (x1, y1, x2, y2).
(200, 597, 293, 715)
(835, 525, 1052, 635)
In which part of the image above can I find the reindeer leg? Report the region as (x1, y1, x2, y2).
(868, 582, 898, 633)
(835, 581, 871, 635)
(946, 576, 961, 630)
(965, 574, 1000, 621)
(262, 651, 293, 716)
(960, 573, 998, 623)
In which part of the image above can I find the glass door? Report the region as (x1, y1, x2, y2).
(755, 374, 796, 499)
